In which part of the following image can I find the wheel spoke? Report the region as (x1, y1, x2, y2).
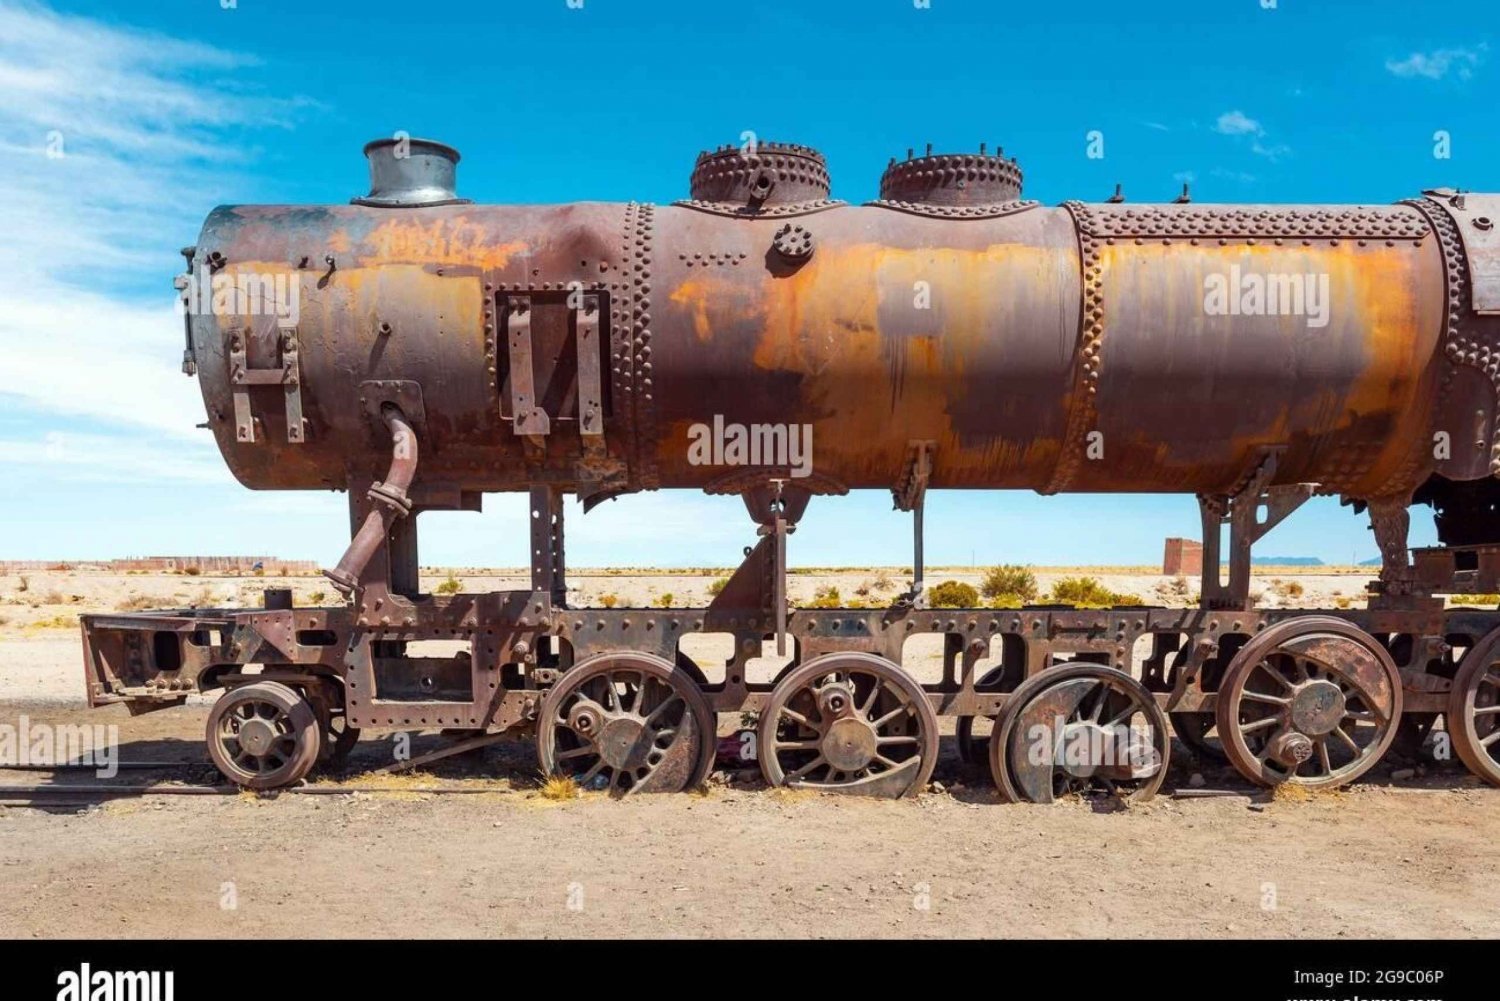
(779, 706, 817, 730)
(1239, 716, 1280, 735)
(787, 755, 828, 781)
(1316, 738, 1332, 775)
(641, 693, 683, 727)
(1331, 725, 1361, 755)
(1242, 690, 1290, 706)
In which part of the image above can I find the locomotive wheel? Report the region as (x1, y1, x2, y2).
(1448, 629, 1500, 787)
(759, 653, 938, 798)
(206, 681, 323, 790)
(537, 652, 715, 795)
(989, 665, 1170, 804)
(1215, 618, 1401, 789)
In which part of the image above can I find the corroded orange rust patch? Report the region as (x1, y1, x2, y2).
(360, 216, 527, 270)
(736, 242, 1066, 483)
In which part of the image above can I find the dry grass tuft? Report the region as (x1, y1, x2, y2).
(539, 774, 580, 801)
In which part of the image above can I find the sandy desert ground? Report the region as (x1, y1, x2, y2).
(1, 566, 1497, 938)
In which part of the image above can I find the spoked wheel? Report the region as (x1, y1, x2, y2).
(1449, 628, 1500, 787)
(206, 681, 322, 790)
(759, 652, 938, 798)
(537, 652, 715, 796)
(990, 664, 1170, 804)
(1215, 618, 1402, 789)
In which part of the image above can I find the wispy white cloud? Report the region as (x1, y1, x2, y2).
(0, 430, 225, 484)
(1213, 110, 1262, 136)
(1211, 109, 1289, 162)
(0, 0, 313, 445)
(1386, 44, 1486, 81)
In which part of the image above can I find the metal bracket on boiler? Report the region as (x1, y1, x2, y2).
(506, 295, 550, 442)
(1197, 449, 1314, 610)
(892, 441, 936, 608)
(229, 326, 304, 444)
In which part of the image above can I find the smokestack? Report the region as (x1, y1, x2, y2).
(353, 137, 470, 208)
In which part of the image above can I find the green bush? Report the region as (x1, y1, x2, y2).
(980, 565, 1038, 602)
(805, 585, 842, 608)
(928, 580, 979, 608)
(707, 576, 729, 597)
(1049, 576, 1117, 607)
(434, 572, 462, 596)
(1049, 576, 1144, 608)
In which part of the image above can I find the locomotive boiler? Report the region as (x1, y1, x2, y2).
(79, 137, 1500, 801)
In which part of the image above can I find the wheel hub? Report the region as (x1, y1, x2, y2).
(237, 717, 277, 756)
(821, 717, 878, 772)
(1266, 730, 1315, 768)
(1289, 679, 1346, 736)
(595, 716, 650, 770)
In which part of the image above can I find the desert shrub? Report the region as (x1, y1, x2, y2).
(854, 581, 872, 597)
(987, 594, 1023, 609)
(1050, 576, 1121, 608)
(41, 590, 65, 605)
(1169, 575, 1190, 596)
(928, 580, 979, 608)
(17, 576, 28, 593)
(707, 576, 729, 597)
(980, 565, 1038, 602)
(870, 572, 895, 592)
(653, 593, 675, 608)
(182, 566, 201, 576)
(308, 590, 327, 605)
(435, 572, 462, 596)
(117, 594, 158, 612)
(805, 585, 842, 608)
(599, 593, 619, 608)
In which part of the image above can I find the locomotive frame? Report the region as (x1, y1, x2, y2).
(75, 138, 1500, 800)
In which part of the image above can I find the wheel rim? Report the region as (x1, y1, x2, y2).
(1216, 619, 1401, 788)
(990, 665, 1170, 803)
(207, 681, 321, 789)
(759, 653, 938, 798)
(1449, 629, 1500, 787)
(537, 652, 714, 795)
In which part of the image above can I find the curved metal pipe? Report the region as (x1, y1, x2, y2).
(324, 405, 418, 595)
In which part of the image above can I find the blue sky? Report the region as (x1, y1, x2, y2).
(0, 0, 1493, 568)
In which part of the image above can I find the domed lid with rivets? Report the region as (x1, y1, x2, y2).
(689, 142, 831, 207)
(879, 144, 1023, 206)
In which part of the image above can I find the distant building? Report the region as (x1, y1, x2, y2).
(1163, 538, 1203, 576)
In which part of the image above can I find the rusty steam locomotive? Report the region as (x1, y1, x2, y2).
(78, 137, 1500, 800)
